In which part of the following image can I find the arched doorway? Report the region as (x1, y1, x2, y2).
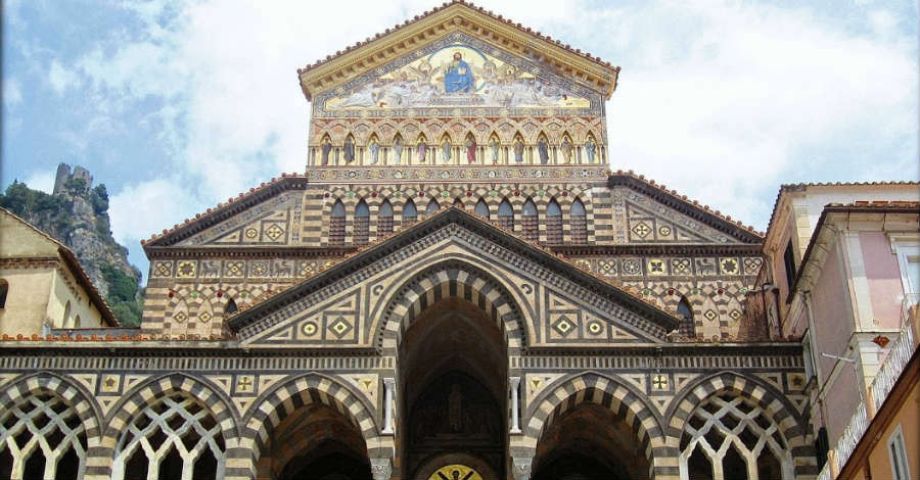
(400, 298, 508, 480)
(256, 394, 372, 480)
(532, 403, 651, 480)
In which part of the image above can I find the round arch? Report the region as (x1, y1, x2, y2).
(527, 372, 665, 476)
(373, 258, 530, 352)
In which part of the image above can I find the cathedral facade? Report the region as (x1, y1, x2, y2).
(0, 3, 817, 480)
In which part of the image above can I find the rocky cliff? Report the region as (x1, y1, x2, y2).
(1, 163, 143, 326)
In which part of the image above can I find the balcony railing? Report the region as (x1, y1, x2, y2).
(818, 296, 919, 478)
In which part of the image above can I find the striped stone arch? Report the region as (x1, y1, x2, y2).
(97, 373, 238, 473)
(0, 372, 102, 438)
(526, 372, 666, 477)
(375, 260, 528, 353)
(238, 373, 381, 476)
(667, 372, 815, 479)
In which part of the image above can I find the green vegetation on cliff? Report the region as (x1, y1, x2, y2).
(0, 179, 144, 326)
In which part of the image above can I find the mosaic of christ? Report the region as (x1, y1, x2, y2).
(324, 44, 590, 111)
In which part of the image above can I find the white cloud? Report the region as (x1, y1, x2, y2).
(3, 78, 23, 107)
(23, 170, 54, 194)
(67, 0, 915, 245)
(48, 59, 80, 95)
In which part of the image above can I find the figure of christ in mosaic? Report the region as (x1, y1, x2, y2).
(445, 52, 475, 93)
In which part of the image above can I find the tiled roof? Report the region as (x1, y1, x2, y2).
(297, 0, 618, 76)
(764, 180, 920, 242)
(609, 169, 765, 240)
(0, 208, 118, 326)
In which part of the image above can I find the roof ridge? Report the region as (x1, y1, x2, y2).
(611, 169, 765, 237)
(142, 172, 306, 246)
(297, 0, 618, 76)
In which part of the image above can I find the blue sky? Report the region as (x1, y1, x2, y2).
(3, 0, 918, 283)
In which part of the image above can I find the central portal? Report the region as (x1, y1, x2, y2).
(400, 297, 508, 480)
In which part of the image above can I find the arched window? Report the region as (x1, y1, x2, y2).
(225, 298, 238, 316)
(0, 279, 8, 309)
(112, 392, 225, 480)
(427, 199, 440, 215)
(73, 315, 81, 329)
(329, 200, 346, 246)
(474, 199, 490, 219)
(354, 199, 370, 245)
(570, 198, 587, 243)
(677, 296, 695, 337)
(498, 199, 514, 230)
(63, 300, 72, 328)
(403, 199, 418, 225)
(0, 392, 88, 480)
(546, 198, 563, 244)
(522, 198, 538, 241)
(680, 392, 792, 480)
(378, 200, 394, 237)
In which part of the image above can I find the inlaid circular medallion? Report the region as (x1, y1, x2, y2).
(428, 464, 483, 480)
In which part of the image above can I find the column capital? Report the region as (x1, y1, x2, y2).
(383, 377, 396, 387)
(511, 456, 533, 480)
(370, 457, 393, 480)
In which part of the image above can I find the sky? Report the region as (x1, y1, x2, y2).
(3, 0, 918, 283)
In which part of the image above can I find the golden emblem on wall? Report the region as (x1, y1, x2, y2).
(429, 464, 483, 480)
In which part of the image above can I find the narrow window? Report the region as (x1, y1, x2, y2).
(498, 199, 514, 230)
(329, 200, 346, 246)
(570, 198, 587, 243)
(0, 279, 7, 309)
(453, 198, 464, 209)
(546, 199, 562, 244)
(889, 427, 911, 480)
(378, 200, 394, 237)
(474, 199, 490, 219)
(403, 199, 418, 225)
(783, 241, 797, 296)
(426, 199, 440, 215)
(354, 199, 370, 245)
(73, 315, 81, 329)
(225, 298, 238, 316)
(677, 296, 695, 337)
(63, 300, 72, 328)
(522, 198, 538, 241)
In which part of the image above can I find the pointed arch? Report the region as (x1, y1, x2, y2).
(522, 197, 538, 241)
(0, 374, 99, 480)
(374, 260, 529, 352)
(240, 373, 381, 472)
(677, 296, 696, 337)
(354, 199, 370, 245)
(329, 199, 346, 246)
(546, 198, 563, 244)
(474, 198, 490, 219)
(403, 198, 418, 225)
(528, 372, 665, 478)
(224, 297, 238, 316)
(498, 198, 514, 230)
(108, 375, 234, 480)
(452, 197, 465, 209)
(672, 373, 802, 480)
(62, 300, 72, 328)
(426, 198, 440, 215)
(570, 197, 587, 243)
(378, 199, 394, 237)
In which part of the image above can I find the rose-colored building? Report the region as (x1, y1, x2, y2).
(760, 183, 920, 479)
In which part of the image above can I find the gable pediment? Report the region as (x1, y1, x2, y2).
(231, 209, 678, 349)
(610, 174, 763, 244)
(298, 2, 619, 103)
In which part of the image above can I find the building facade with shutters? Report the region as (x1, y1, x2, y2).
(0, 3, 827, 480)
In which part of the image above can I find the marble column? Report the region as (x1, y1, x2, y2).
(511, 456, 533, 480)
(509, 376, 522, 434)
(382, 377, 395, 434)
(370, 457, 393, 480)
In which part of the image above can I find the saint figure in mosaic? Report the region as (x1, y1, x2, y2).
(444, 52, 475, 93)
(417, 141, 427, 163)
(561, 137, 573, 164)
(585, 138, 596, 162)
(513, 138, 524, 163)
(489, 138, 499, 164)
(393, 137, 403, 164)
(537, 137, 549, 164)
(344, 136, 355, 163)
(321, 138, 332, 165)
(441, 138, 452, 163)
(369, 139, 380, 165)
(465, 137, 476, 164)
